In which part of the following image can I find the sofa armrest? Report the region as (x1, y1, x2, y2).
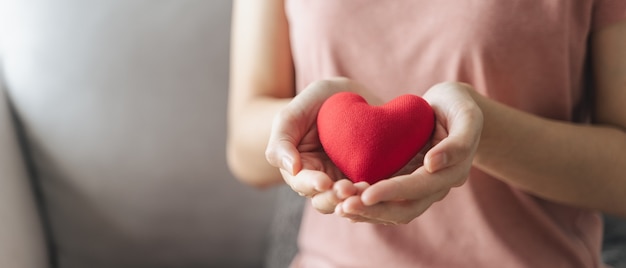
(0, 70, 49, 268)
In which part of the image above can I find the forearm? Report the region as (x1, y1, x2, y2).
(228, 0, 296, 187)
(471, 89, 626, 217)
(227, 96, 291, 188)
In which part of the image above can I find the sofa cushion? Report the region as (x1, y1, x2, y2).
(0, 68, 49, 268)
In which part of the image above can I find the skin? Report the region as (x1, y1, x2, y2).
(227, 0, 293, 188)
(227, 0, 626, 225)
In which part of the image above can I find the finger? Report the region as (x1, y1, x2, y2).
(333, 179, 358, 199)
(424, 124, 480, 173)
(345, 215, 394, 225)
(282, 169, 333, 196)
(311, 179, 362, 214)
(361, 165, 466, 205)
(360, 170, 431, 206)
(341, 196, 368, 215)
(335, 199, 393, 225)
(351, 189, 449, 225)
(311, 190, 341, 214)
(354, 181, 370, 195)
(336, 207, 370, 223)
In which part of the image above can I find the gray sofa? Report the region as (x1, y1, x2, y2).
(0, 1, 279, 267)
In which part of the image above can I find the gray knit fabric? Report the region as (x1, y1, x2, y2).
(264, 186, 305, 268)
(603, 214, 626, 268)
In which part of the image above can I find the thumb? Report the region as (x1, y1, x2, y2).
(422, 84, 483, 173)
(265, 139, 301, 175)
(423, 120, 481, 173)
(424, 140, 461, 173)
(265, 110, 305, 175)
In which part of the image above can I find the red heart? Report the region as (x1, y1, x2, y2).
(317, 92, 435, 184)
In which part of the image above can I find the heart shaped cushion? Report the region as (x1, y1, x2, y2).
(317, 92, 435, 184)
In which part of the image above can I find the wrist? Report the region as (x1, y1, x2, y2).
(462, 86, 496, 168)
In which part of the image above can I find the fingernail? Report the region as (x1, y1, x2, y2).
(282, 157, 294, 175)
(429, 153, 447, 172)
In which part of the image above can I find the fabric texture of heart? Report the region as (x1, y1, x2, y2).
(317, 92, 435, 184)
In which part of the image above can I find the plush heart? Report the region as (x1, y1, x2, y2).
(317, 92, 435, 184)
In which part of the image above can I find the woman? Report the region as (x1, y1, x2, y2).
(228, 1, 626, 267)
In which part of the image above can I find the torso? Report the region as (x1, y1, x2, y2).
(287, 1, 607, 267)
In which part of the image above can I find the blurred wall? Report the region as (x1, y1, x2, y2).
(0, 1, 277, 267)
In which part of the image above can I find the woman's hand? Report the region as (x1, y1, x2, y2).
(265, 77, 380, 213)
(336, 82, 484, 224)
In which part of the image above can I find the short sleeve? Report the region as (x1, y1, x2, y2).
(593, 0, 626, 31)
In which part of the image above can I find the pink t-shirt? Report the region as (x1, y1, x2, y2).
(286, 1, 626, 267)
